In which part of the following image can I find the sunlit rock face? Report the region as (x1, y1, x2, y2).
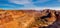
(0, 9, 59, 28)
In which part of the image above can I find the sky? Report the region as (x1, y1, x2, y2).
(0, 0, 60, 10)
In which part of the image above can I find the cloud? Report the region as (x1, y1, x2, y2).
(8, 0, 54, 9)
(9, 0, 36, 8)
(9, 0, 31, 4)
(57, 0, 60, 2)
(31, 0, 50, 3)
(9, 0, 50, 4)
(0, 4, 14, 8)
(0, 3, 24, 9)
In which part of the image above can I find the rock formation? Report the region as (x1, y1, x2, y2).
(0, 9, 60, 28)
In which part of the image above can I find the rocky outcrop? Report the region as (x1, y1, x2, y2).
(0, 9, 60, 28)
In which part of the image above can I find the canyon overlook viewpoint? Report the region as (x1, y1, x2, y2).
(0, 9, 60, 28)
